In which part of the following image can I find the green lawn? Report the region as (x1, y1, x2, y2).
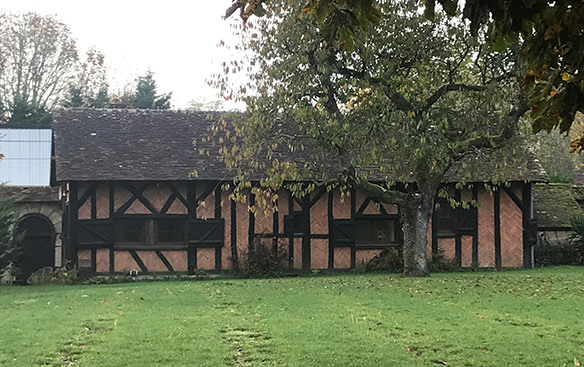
(1, 267, 583, 366)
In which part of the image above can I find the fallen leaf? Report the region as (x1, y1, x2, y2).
(430, 360, 448, 366)
(477, 347, 488, 350)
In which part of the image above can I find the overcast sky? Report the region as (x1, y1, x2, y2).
(1, 1, 245, 110)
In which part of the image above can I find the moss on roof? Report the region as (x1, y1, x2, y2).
(534, 183, 583, 229)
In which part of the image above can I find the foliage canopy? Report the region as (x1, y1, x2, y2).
(0, 12, 79, 123)
(227, 0, 584, 150)
(218, 0, 528, 276)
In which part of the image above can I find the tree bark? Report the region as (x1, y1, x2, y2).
(401, 188, 436, 277)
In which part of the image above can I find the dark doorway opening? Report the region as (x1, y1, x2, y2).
(17, 214, 55, 283)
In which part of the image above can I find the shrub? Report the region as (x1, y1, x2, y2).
(241, 238, 289, 277)
(0, 195, 23, 277)
(568, 214, 584, 265)
(534, 236, 576, 266)
(364, 247, 403, 273)
(428, 248, 460, 273)
(27, 261, 78, 285)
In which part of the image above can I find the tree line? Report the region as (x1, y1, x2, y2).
(0, 12, 172, 125)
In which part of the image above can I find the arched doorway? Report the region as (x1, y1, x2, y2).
(17, 214, 55, 283)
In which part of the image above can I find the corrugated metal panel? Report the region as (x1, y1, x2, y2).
(0, 128, 52, 186)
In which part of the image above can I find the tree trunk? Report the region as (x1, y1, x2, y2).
(401, 188, 436, 277)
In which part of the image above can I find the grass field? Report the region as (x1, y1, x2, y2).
(1, 267, 583, 366)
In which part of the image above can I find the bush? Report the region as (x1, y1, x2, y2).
(534, 237, 577, 266)
(241, 238, 289, 277)
(0, 195, 23, 277)
(428, 248, 460, 273)
(569, 214, 584, 265)
(27, 261, 78, 285)
(363, 247, 403, 273)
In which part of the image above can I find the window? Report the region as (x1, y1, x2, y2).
(115, 219, 145, 243)
(435, 203, 457, 236)
(158, 218, 186, 242)
(114, 217, 186, 246)
(355, 218, 397, 245)
(435, 201, 477, 236)
(284, 211, 305, 234)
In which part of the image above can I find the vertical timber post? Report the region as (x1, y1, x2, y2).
(68, 181, 79, 268)
(522, 183, 533, 268)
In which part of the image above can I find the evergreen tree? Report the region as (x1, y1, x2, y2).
(89, 88, 110, 108)
(0, 193, 23, 276)
(9, 95, 53, 124)
(131, 71, 172, 110)
(62, 86, 85, 108)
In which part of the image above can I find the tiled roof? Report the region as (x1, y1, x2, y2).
(53, 108, 547, 183)
(0, 185, 60, 203)
(53, 109, 232, 181)
(533, 183, 583, 229)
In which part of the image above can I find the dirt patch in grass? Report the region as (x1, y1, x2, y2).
(37, 317, 117, 366)
(210, 287, 278, 366)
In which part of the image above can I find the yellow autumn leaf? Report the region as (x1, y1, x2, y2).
(562, 72, 571, 81)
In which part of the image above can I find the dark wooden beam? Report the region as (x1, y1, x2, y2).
(78, 182, 98, 208)
(472, 185, 479, 266)
(165, 182, 188, 207)
(288, 190, 294, 268)
(109, 182, 115, 218)
(503, 186, 522, 210)
(356, 197, 371, 215)
(109, 248, 114, 273)
(129, 250, 148, 273)
(350, 188, 356, 269)
(187, 182, 196, 219)
(68, 181, 79, 267)
(230, 199, 238, 270)
(249, 193, 255, 252)
(431, 210, 438, 254)
(124, 182, 158, 215)
(214, 185, 222, 271)
(196, 183, 215, 210)
(272, 202, 279, 254)
(90, 187, 97, 220)
(309, 187, 326, 208)
(156, 250, 175, 272)
(91, 248, 97, 274)
(328, 190, 334, 269)
(160, 193, 177, 214)
(522, 183, 533, 268)
(454, 190, 462, 266)
(188, 247, 196, 274)
(302, 195, 311, 271)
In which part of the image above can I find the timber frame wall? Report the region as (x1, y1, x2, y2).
(61, 180, 534, 275)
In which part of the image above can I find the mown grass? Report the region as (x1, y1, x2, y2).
(1, 267, 583, 366)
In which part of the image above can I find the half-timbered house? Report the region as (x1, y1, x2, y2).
(52, 108, 546, 276)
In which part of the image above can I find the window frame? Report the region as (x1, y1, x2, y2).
(113, 215, 188, 248)
(354, 215, 400, 248)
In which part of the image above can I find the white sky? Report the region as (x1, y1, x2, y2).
(0, 1, 245, 110)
